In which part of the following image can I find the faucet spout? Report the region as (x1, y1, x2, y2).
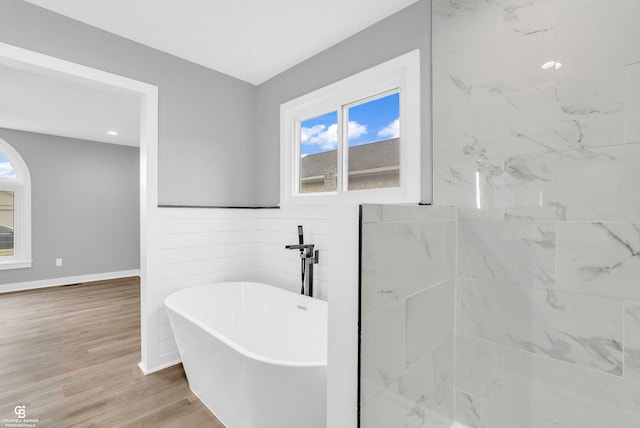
(285, 244, 315, 251)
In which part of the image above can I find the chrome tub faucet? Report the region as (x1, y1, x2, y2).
(285, 225, 319, 297)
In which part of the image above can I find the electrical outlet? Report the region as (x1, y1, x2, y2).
(56, 258, 63, 267)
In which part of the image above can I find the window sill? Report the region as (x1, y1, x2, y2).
(280, 186, 420, 207)
(0, 259, 32, 271)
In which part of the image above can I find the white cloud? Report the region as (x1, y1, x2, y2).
(308, 123, 339, 149)
(0, 162, 15, 179)
(300, 124, 326, 145)
(301, 120, 368, 150)
(378, 118, 400, 139)
(348, 121, 367, 140)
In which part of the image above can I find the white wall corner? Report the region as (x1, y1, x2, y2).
(327, 203, 360, 428)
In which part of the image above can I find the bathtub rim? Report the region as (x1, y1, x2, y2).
(165, 281, 327, 368)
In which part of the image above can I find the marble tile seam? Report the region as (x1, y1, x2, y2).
(456, 329, 635, 382)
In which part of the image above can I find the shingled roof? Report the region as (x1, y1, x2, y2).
(300, 138, 399, 178)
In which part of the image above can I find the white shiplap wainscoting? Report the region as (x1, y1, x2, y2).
(148, 207, 258, 370)
(146, 205, 330, 372)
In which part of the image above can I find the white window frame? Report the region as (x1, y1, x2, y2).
(0, 138, 32, 270)
(280, 50, 421, 206)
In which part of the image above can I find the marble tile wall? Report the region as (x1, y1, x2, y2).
(359, 204, 456, 428)
(433, 0, 640, 426)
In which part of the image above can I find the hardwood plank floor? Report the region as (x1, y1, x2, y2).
(0, 277, 224, 427)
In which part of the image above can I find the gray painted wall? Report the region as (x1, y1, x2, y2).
(0, 128, 140, 284)
(0, 0, 256, 207)
(253, 0, 431, 205)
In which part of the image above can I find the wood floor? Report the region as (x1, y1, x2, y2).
(0, 277, 224, 427)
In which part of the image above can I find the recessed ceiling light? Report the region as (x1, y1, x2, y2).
(107, 130, 118, 136)
(542, 61, 562, 70)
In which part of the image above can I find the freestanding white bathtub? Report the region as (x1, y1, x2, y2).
(165, 282, 327, 428)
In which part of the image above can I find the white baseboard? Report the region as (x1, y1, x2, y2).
(138, 358, 181, 375)
(0, 269, 141, 293)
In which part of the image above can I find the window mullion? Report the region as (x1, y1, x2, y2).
(339, 106, 349, 193)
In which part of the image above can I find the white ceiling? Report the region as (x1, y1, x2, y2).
(0, 63, 141, 146)
(23, 0, 419, 85)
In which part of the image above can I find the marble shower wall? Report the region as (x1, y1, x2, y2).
(359, 204, 456, 428)
(432, 0, 640, 427)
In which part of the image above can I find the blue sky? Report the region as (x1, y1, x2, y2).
(300, 92, 399, 156)
(0, 153, 16, 179)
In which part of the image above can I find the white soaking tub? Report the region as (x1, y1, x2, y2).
(165, 282, 327, 428)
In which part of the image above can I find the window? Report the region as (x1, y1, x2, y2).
(281, 50, 421, 205)
(299, 110, 339, 193)
(345, 91, 400, 191)
(0, 138, 32, 270)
